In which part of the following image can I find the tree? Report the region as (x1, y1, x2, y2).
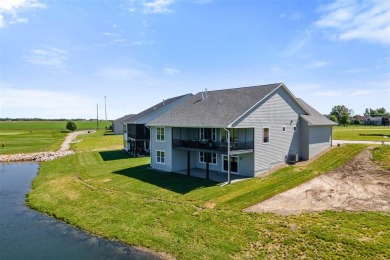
(364, 107, 388, 117)
(66, 121, 77, 132)
(382, 117, 390, 126)
(339, 112, 350, 127)
(329, 115, 338, 123)
(330, 105, 353, 122)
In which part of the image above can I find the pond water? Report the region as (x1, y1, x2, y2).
(0, 163, 160, 260)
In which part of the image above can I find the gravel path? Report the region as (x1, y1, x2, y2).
(58, 130, 95, 152)
(244, 147, 390, 215)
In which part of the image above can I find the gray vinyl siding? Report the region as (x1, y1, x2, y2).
(308, 126, 332, 158)
(300, 120, 310, 160)
(113, 122, 124, 135)
(235, 87, 306, 175)
(150, 126, 173, 172)
(239, 153, 254, 176)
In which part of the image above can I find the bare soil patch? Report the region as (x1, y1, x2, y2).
(244, 147, 390, 215)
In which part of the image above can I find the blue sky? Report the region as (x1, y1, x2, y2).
(0, 0, 389, 119)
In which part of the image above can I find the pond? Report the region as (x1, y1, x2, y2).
(0, 163, 161, 260)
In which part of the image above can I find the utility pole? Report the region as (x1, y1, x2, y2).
(96, 104, 99, 129)
(104, 96, 107, 129)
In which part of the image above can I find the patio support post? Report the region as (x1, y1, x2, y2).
(224, 128, 231, 184)
(187, 150, 190, 176)
(206, 153, 210, 180)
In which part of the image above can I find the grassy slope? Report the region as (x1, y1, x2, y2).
(333, 125, 390, 141)
(27, 132, 390, 259)
(373, 145, 390, 170)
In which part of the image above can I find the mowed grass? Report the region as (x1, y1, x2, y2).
(373, 145, 390, 170)
(71, 130, 123, 152)
(0, 120, 110, 130)
(0, 120, 114, 155)
(333, 125, 390, 141)
(0, 130, 67, 154)
(27, 135, 390, 259)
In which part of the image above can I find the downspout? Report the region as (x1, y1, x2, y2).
(223, 128, 231, 184)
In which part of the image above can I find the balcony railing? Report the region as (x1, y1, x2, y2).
(128, 132, 149, 140)
(172, 139, 254, 151)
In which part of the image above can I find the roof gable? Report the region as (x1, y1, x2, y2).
(147, 83, 282, 127)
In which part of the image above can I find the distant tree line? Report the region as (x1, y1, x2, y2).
(328, 106, 390, 126)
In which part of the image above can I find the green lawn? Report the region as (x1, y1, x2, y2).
(373, 145, 390, 170)
(0, 120, 110, 130)
(333, 125, 390, 141)
(0, 120, 114, 155)
(0, 130, 67, 154)
(27, 135, 390, 259)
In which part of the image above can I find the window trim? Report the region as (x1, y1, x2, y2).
(263, 127, 270, 144)
(156, 150, 165, 164)
(156, 127, 165, 142)
(199, 152, 217, 165)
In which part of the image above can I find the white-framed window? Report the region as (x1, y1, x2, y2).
(263, 127, 270, 144)
(156, 150, 165, 164)
(293, 126, 297, 132)
(199, 152, 217, 164)
(157, 127, 165, 142)
(282, 126, 286, 132)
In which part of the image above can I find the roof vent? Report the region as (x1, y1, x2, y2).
(163, 99, 165, 105)
(201, 90, 204, 100)
(205, 88, 208, 99)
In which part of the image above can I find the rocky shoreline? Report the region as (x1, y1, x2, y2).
(0, 151, 74, 163)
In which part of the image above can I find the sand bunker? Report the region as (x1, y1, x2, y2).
(244, 147, 390, 215)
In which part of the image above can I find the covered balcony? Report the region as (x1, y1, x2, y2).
(172, 127, 254, 155)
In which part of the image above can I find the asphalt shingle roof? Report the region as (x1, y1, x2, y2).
(123, 94, 191, 124)
(113, 114, 135, 124)
(147, 83, 282, 127)
(298, 98, 338, 126)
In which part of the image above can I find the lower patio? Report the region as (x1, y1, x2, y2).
(175, 168, 250, 183)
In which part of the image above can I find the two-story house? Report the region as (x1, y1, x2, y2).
(122, 94, 192, 157)
(146, 83, 337, 181)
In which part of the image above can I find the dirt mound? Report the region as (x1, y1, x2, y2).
(244, 148, 390, 215)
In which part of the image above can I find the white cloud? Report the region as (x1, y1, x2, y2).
(350, 89, 372, 96)
(143, 0, 175, 14)
(163, 67, 180, 76)
(0, 87, 98, 119)
(305, 61, 331, 69)
(125, 0, 175, 14)
(98, 67, 148, 80)
(26, 47, 67, 67)
(0, 0, 46, 28)
(315, 0, 390, 45)
(315, 91, 342, 97)
(284, 29, 312, 56)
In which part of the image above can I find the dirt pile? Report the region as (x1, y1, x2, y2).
(244, 148, 390, 215)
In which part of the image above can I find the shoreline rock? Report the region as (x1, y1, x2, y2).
(0, 151, 74, 163)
